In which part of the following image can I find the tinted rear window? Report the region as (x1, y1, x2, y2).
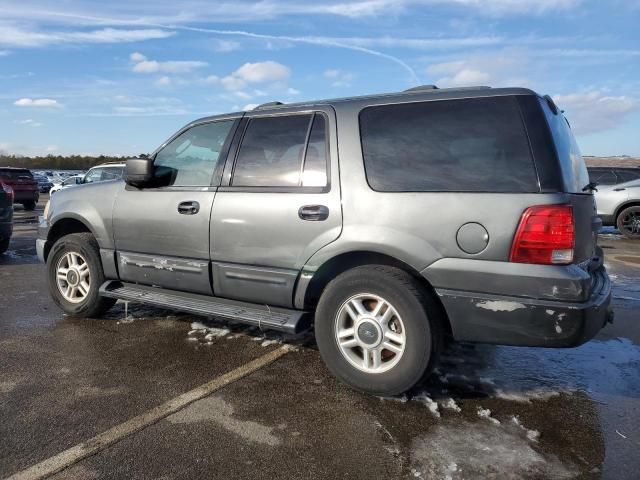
(539, 98, 589, 193)
(0, 169, 33, 179)
(359, 96, 538, 192)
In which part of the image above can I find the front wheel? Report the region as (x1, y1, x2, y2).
(617, 205, 640, 239)
(47, 233, 116, 317)
(315, 265, 444, 396)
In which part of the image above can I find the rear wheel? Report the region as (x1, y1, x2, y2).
(616, 205, 640, 239)
(315, 265, 444, 396)
(22, 200, 36, 211)
(47, 233, 116, 317)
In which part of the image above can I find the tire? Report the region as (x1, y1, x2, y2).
(22, 200, 36, 211)
(315, 265, 444, 396)
(0, 238, 9, 254)
(616, 205, 640, 239)
(47, 232, 116, 317)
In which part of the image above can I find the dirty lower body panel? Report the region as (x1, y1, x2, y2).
(437, 266, 612, 347)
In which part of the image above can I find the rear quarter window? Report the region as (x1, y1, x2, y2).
(359, 96, 538, 192)
(539, 98, 589, 193)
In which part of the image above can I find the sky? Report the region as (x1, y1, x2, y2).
(0, 0, 639, 157)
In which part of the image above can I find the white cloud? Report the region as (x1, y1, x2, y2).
(203, 75, 220, 84)
(553, 91, 639, 135)
(155, 76, 172, 87)
(221, 61, 290, 91)
(234, 61, 290, 83)
(426, 51, 529, 87)
(130, 52, 146, 62)
(0, 26, 175, 48)
(130, 52, 208, 74)
(17, 119, 43, 127)
(243, 103, 260, 111)
(287, 87, 300, 95)
(214, 39, 241, 52)
(0, 1, 584, 24)
(0, 50, 9, 56)
(14, 98, 60, 107)
(324, 69, 354, 87)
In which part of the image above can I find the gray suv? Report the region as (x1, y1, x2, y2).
(37, 86, 612, 396)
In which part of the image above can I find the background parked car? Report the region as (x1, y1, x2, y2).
(49, 163, 125, 195)
(594, 178, 640, 238)
(0, 181, 14, 254)
(49, 175, 83, 195)
(0, 167, 39, 210)
(33, 174, 54, 193)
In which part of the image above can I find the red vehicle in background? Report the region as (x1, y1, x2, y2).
(0, 167, 39, 211)
(0, 181, 13, 254)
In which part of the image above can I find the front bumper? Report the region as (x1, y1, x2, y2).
(436, 266, 612, 347)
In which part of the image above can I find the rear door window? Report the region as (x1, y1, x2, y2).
(232, 114, 328, 188)
(616, 170, 640, 183)
(359, 96, 538, 192)
(102, 167, 124, 181)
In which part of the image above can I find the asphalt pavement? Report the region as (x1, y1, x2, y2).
(1, 196, 639, 479)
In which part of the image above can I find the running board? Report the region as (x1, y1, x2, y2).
(99, 281, 311, 334)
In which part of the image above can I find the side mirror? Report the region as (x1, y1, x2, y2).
(125, 157, 154, 187)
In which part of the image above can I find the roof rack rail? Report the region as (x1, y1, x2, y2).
(404, 85, 438, 92)
(253, 101, 284, 110)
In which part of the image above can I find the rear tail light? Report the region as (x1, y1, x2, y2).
(1, 182, 13, 202)
(510, 204, 574, 265)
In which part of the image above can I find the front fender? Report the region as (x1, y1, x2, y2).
(47, 181, 121, 249)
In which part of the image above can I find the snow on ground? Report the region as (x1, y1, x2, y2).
(413, 392, 440, 418)
(476, 406, 500, 425)
(409, 420, 575, 480)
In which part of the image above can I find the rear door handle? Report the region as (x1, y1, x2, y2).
(613, 187, 626, 191)
(298, 205, 329, 221)
(178, 201, 200, 215)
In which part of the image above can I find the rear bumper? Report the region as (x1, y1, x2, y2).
(436, 266, 612, 347)
(14, 190, 39, 202)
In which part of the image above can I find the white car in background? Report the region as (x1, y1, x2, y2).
(49, 163, 125, 195)
(595, 179, 640, 239)
(49, 175, 83, 195)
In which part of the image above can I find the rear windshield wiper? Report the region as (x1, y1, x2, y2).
(582, 181, 598, 192)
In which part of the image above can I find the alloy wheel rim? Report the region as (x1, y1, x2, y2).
(56, 251, 91, 303)
(621, 210, 640, 236)
(334, 293, 406, 374)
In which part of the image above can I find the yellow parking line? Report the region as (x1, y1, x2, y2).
(5, 346, 291, 480)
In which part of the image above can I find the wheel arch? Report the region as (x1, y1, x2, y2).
(614, 200, 640, 224)
(296, 250, 452, 337)
(44, 216, 94, 261)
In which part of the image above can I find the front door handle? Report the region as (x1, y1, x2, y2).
(298, 205, 329, 221)
(178, 201, 200, 215)
(613, 187, 626, 192)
